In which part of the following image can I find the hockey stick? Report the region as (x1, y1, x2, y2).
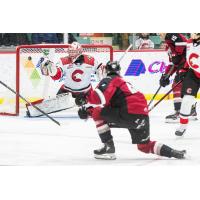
(41, 48, 55, 100)
(0, 80, 60, 126)
(148, 79, 183, 112)
(96, 44, 132, 73)
(148, 64, 175, 108)
(147, 85, 162, 108)
(118, 44, 133, 63)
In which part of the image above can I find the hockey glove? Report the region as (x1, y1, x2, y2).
(41, 60, 57, 76)
(78, 107, 90, 119)
(75, 93, 87, 106)
(159, 74, 170, 87)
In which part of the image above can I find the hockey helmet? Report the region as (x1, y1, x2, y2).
(105, 61, 121, 74)
(67, 42, 83, 58)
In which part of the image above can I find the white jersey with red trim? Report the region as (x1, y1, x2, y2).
(52, 54, 100, 93)
(187, 39, 200, 78)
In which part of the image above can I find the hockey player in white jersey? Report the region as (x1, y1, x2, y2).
(175, 33, 200, 136)
(26, 42, 103, 117)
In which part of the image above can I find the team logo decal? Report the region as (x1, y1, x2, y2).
(125, 59, 146, 76)
(72, 69, 84, 82)
(188, 53, 199, 69)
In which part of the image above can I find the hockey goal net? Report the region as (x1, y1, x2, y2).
(0, 44, 113, 116)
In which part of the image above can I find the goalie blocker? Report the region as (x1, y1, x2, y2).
(26, 93, 75, 117)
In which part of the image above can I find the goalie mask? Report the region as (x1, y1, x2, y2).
(192, 33, 200, 41)
(105, 61, 121, 75)
(67, 42, 83, 60)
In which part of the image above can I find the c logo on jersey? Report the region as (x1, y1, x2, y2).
(189, 53, 199, 69)
(72, 69, 84, 82)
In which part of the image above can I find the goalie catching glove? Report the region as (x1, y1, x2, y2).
(40, 59, 57, 76)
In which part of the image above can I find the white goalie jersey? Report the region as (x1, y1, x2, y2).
(51, 54, 101, 93)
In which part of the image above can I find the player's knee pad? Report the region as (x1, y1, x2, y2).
(137, 141, 156, 154)
(180, 95, 195, 116)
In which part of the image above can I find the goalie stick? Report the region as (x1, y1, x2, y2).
(0, 80, 60, 126)
(41, 48, 55, 100)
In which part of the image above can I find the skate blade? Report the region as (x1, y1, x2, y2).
(94, 153, 116, 160)
(189, 116, 198, 121)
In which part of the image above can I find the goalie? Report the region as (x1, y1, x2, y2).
(26, 42, 103, 117)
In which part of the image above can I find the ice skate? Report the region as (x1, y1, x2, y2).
(171, 149, 186, 159)
(94, 139, 116, 160)
(165, 111, 180, 123)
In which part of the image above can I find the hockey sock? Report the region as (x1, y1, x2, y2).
(95, 120, 112, 143)
(159, 144, 174, 158)
(137, 141, 172, 157)
(174, 102, 181, 112)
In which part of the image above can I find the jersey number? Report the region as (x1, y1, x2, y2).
(171, 35, 177, 42)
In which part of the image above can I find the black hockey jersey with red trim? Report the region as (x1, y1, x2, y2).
(165, 33, 187, 65)
(87, 73, 149, 115)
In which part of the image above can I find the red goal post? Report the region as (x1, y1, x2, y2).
(0, 44, 113, 116)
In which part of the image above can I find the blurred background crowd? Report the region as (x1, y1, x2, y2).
(0, 33, 191, 50)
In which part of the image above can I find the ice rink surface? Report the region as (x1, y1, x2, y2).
(0, 100, 200, 166)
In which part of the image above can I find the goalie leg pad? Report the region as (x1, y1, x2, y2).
(26, 93, 75, 117)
